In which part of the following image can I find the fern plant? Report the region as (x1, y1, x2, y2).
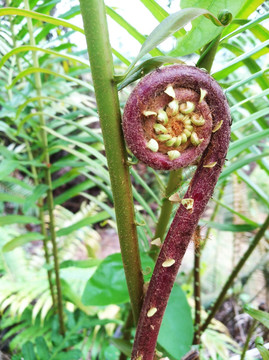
(0, 0, 268, 359)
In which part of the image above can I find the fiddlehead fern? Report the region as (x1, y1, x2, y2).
(123, 65, 231, 360)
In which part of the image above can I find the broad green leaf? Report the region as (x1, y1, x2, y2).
(106, 6, 163, 57)
(199, 220, 258, 232)
(7, 67, 93, 91)
(35, 337, 50, 360)
(55, 350, 82, 360)
(158, 283, 193, 359)
(0, 45, 90, 70)
(2, 232, 44, 252)
(56, 211, 110, 237)
(244, 305, 269, 329)
(59, 279, 94, 316)
(0, 215, 40, 226)
(22, 341, 37, 360)
(23, 184, 48, 213)
(117, 56, 184, 90)
(82, 253, 155, 306)
(130, 7, 227, 70)
(82, 253, 129, 306)
(0, 8, 84, 33)
(170, 0, 238, 57)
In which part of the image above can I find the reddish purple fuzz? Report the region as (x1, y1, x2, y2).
(123, 65, 231, 360)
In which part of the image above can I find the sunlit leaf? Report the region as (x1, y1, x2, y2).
(82, 252, 154, 306)
(106, 6, 163, 57)
(117, 56, 184, 89)
(245, 305, 269, 329)
(0, 215, 41, 226)
(0, 45, 90, 70)
(3, 233, 44, 252)
(129, 7, 228, 71)
(0, 7, 84, 33)
(7, 67, 93, 91)
(170, 0, 241, 57)
(158, 283, 193, 359)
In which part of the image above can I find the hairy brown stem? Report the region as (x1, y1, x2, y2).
(193, 227, 201, 346)
(125, 65, 231, 360)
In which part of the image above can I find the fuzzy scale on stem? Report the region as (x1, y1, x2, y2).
(123, 65, 231, 360)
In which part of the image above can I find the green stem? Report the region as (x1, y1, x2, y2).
(24, 0, 65, 335)
(150, 169, 182, 261)
(200, 215, 269, 333)
(119, 310, 134, 360)
(7, 0, 22, 73)
(196, 34, 222, 71)
(240, 320, 257, 360)
(25, 141, 56, 307)
(79, 0, 144, 324)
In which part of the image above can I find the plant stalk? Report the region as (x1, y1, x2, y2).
(7, 0, 22, 73)
(25, 141, 56, 307)
(79, 0, 144, 324)
(24, 0, 64, 335)
(193, 227, 201, 345)
(150, 168, 182, 261)
(240, 320, 257, 360)
(196, 34, 222, 71)
(200, 215, 269, 333)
